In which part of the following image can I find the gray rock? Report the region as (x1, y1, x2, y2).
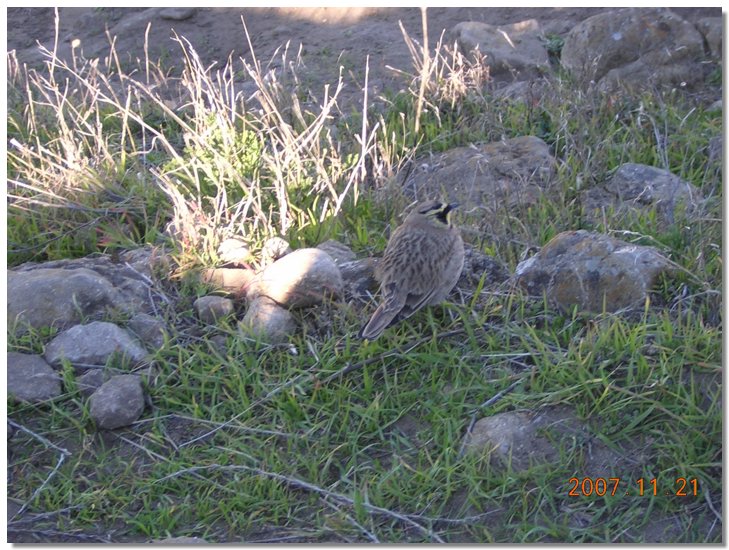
(127, 313, 168, 349)
(89, 375, 146, 430)
(462, 406, 632, 477)
(492, 78, 549, 104)
(194, 296, 234, 324)
(401, 137, 557, 237)
(339, 258, 378, 299)
(451, 19, 549, 79)
(260, 237, 292, 266)
(316, 240, 357, 265)
(118, 246, 171, 280)
(8, 268, 120, 333)
(561, 8, 705, 92)
(582, 163, 704, 228)
(200, 267, 256, 297)
(8, 249, 165, 334)
(695, 17, 722, 58)
(159, 8, 196, 21)
(514, 230, 676, 313)
(240, 296, 297, 344)
(458, 245, 511, 288)
(7, 352, 62, 403)
(44, 321, 149, 369)
(247, 248, 344, 308)
(76, 369, 113, 398)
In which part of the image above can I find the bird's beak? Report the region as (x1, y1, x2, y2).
(447, 202, 459, 211)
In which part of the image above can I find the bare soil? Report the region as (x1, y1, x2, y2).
(7, 7, 720, 106)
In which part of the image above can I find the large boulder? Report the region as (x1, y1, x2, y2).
(515, 230, 676, 313)
(561, 8, 706, 92)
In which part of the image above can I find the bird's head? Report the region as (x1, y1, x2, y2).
(411, 200, 459, 227)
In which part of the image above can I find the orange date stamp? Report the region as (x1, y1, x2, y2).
(567, 477, 699, 497)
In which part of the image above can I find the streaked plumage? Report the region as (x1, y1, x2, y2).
(359, 200, 465, 340)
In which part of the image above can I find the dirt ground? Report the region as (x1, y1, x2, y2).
(7, 7, 721, 106)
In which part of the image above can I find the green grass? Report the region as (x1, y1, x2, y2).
(7, 21, 722, 544)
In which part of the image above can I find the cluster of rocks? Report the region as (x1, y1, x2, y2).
(8, 250, 167, 430)
(450, 8, 721, 97)
(400, 132, 707, 313)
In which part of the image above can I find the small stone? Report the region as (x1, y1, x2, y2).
(260, 237, 292, 266)
(247, 248, 344, 308)
(8, 268, 119, 333)
(458, 245, 511, 288)
(127, 313, 168, 349)
(209, 335, 228, 354)
(44, 321, 149, 369)
(240, 296, 297, 344)
(461, 406, 628, 477)
(217, 238, 251, 266)
(8, 352, 62, 404)
(316, 240, 357, 265)
(89, 375, 146, 430)
(194, 296, 234, 324)
(159, 7, 196, 21)
(708, 135, 722, 166)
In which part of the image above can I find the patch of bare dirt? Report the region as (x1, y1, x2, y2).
(8, 7, 720, 106)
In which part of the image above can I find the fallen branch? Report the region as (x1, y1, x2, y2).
(157, 463, 445, 542)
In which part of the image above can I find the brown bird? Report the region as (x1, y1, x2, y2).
(359, 200, 465, 340)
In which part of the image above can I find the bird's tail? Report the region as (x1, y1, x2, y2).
(358, 300, 401, 340)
